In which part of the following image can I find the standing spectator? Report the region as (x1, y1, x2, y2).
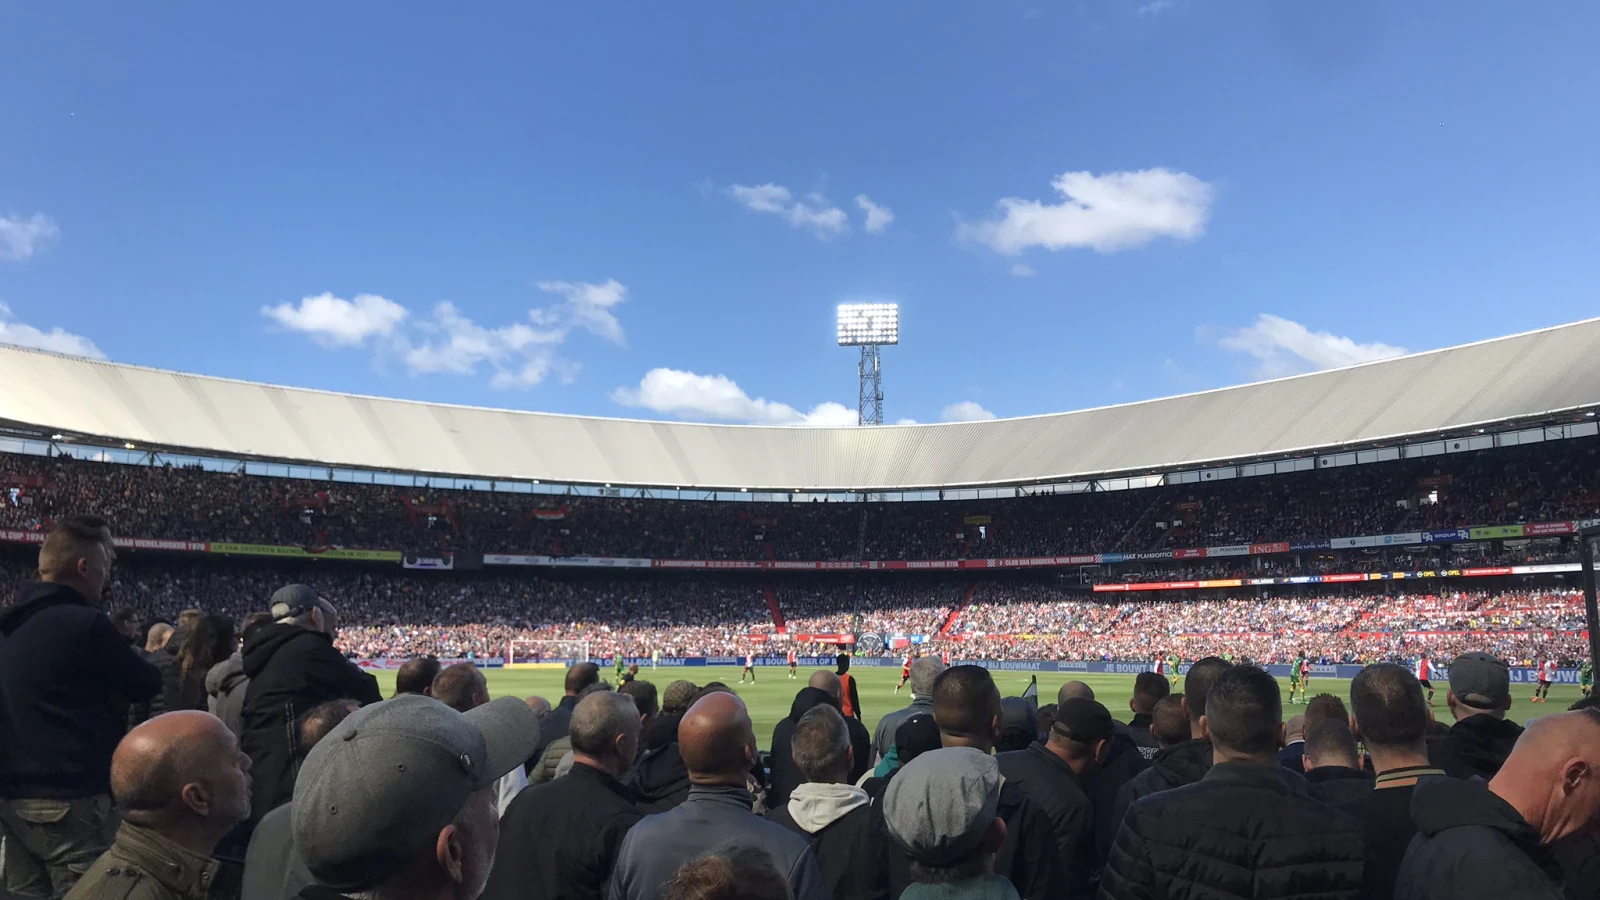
(629, 681, 698, 815)
(998, 699, 1039, 754)
(1110, 656, 1233, 831)
(128, 623, 174, 731)
(0, 516, 162, 899)
(1300, 720, 1373, 810)
(837, 654, 862, 722)
(1346, 663, 1447, 900)
(880, 748, 1016, 900)
(663, 845, 793, 900)
(1055, 683, 1148, 868)
(620, 679, 660, 730)
(393, 656, 442, 697)
(1149, 695, 1188, 751)
(996, 697, 1108, 900)
(769, 673, 869, 808)
(148, 611, 201, 722)
(1429, 652, 1524, 781)
(289, 694, 538, 900)
(167, 614, 236, 712)
(928, 666, 1066, 900)
(609, 692, 827, 900)
(766, 705, 888, 900)
(874, 657, 946, 763)
(531, 682, 614, 785)
(241, 699, 362, 900)
(108, 607, 140, 644)
(207, 612, 273, 738)
(238, 584, 381, 828)
(861, 714, 941, 802)
(1126, 673, 1169, 761)
(65, 711, 252, 900)
(1278, 714, 1307, 772)
(1396, 708, 1600, 900)
(484, 691, 644, 900)
(1099, 665, 1366, 900)
(531, 662, 600, 773)
(433, 663, 530, 816)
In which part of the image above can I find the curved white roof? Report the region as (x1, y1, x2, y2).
(2, 319, 1599, 491)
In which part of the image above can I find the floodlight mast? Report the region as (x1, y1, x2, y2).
(836, 304, 899, 426)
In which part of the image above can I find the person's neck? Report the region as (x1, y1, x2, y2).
(1491, 773, 1578, 845)
(571, 752, 624, 778)
(1366, 743, 1431, 775)
(1211, 747, 1277, 766)
(688, 773, 747, 788)
(40, 576, 96, 604)
(941, 736, 994, 754)
(126, 814, 226, 858)
(1188, 722, 1206, 741)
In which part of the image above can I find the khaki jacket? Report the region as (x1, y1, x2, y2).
(65, 822, 220, 900)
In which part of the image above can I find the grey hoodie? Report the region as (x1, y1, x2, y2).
(787, 782, 870, 833)
(206, 652, 249, 738)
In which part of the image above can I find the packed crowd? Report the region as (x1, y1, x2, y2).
(7, 438, 1600, 562)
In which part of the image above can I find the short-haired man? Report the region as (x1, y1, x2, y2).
(765, 705, 887, 900)
(875, 656, 946, 763)
(1127, 672, 1170, 760)
(109, 607, 140, 644)
(0, 516, 163, 899)
(1346, 663, 1447, 900)
(1110, 656, 1234, 830)
(1150, 694, 1189, 750)
(434, 663, 530, 816)
(485, 692, 644, 900)
(1101, 666, 1366, 900)
(394, 655, 442, 697)
(1278, 713, 1308, 772)
(997, 697, 1111, 900)
(66, 711, 252, 900)
(289, 695, 537, 900)
(530, 662, 600, 773)
(239, 584, 381, 828)
(1301, 720, 1373, 810)
(628, 681, 699, 815)
(609, 692, 827, 900)
(1428, 652, 1524, 780)
(769, 673, 871, 808)
(882, 748, 1017, 900)
(1397, 709, 1600, 900)
(924, 666, 1065, 900)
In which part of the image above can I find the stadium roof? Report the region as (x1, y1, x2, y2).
(3, 318, 1599, 491)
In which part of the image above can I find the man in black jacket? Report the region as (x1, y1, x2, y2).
(767, 705, 889, 900)
(1125, 672, 1169, 762)
(1109, 656, 1233, 833)
(769, 673, 871, 808)
(484, 691, 644, 900)
(1301, 720, 1373, 811)
(0, 516, 163, 900)
(529, 661, 600, 773)
(1100, 664, 1365, 900)
(1053, 682, 1150, 866)
(1428, 652, 1524, 781)
(238, 584, 381, 828)
(1396, 708, 1600, 900)
(997, 697, 1110, 900)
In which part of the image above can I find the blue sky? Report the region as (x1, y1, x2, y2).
(3, 2, 1598, 426)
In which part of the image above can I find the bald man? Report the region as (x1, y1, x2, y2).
(1396, 708, 1600, 900)
(434, 663, 529, 815)
(609, 693, 827, 900)
(66, 712, 251, 900)
(768, 673, 871, 808)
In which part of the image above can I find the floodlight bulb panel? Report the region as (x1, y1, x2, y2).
(836, 303, 900, 346)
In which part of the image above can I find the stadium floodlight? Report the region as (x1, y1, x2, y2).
(836, 303, 900, 346)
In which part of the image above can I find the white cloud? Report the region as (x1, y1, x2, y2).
(1010, 263, 1035, 277)
(959, 168, 1214, 255)
(1139, 0, 1178, 16)
(940, 401, 997, 422)
(532, 279, 627, 346)
(612, 368, 857, 427)
(855, 195, 895, 234)
(0, 302, 104, 358)
(1216, 314, 1408, 379)
(0, 213, 61, 262)
(261, 293, 409, 346)
(894, 417, 920, 425)
(726, 183, 849, 238)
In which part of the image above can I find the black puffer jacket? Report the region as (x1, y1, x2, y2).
(1393, 777, 1566, 900)
(1108, 738, 1212, 835)
(1426, 714, 1523, 781)
(627, 741, 691, 814)
(1081, 722, 1150, 863)
(1303, 766, 1373, 813)
(996, 743, 1097, 900)
(1099, 761, 1365, 900)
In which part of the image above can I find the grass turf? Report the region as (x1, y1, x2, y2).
(367, 664, 1586, 749)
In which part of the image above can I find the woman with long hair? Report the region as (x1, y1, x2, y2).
(168, 613, 237, 711)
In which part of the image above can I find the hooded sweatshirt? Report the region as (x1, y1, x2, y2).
(1427, 714, 1524, 781)
(205, 652, 249, 737)
(1393, 777, 1567, 900)
(768, 783, 889, 900)
(768, 687, 872, 807)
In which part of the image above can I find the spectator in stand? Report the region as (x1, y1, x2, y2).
(394, 656, 442, 697)
(207, 612, 273, 738)
(531, 682, 614, 785)
(166, 614, 236, 712)
(766, 705, 888, 900)
(1278, 714, 1307, 772)
(1430, 652, 1524, 781)
(526, 695, 552, 716)
(433, 663, 530, 816)
(1301, 720, 1373, 810)
(629, 681, 698, 815)
(1149, 695, 1188, 751)
(532, 662, 600, 774)
(997, 697, 1109, 900)
(242, 699, 361, 900)
(620, 679, 660, 732)
(837, 654, 862, 723)
(927, 666, 1065, 900)
(874, 657, 945, 764)
(1346, 663, 1447, 900)
(239, 584, 381, 829)
(662, 845, 794, 900)
(129, 622, 175, 730)
(770, 672, 872, 808)
(109, 607, 140, 644)
(998, 699, 1038, 754)
(485, 691, 644, 900)
(881, 749, 1026, 900)
(289, 694, 538, 900)
(1111, 656, 1234, 832)
(1100, 665, 1366, 900)
(1053, 683, 1148, 867)
(1126, 673, 1169, 761)
(609, 692, 827, 900)
(0, 516, 162, 900)
(862, 714, 942, 802)
(65, 712, 252, 900)
(1396, 708, 1600, 900)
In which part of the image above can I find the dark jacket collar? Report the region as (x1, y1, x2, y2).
(566, 761, 637, 800)
(557, 694, 580, 711)
(1201, 760, 1292, 790)
(1129, 712, 1153, 729)
(1024, 741, 1082, 784)
(0, 581, 91, 636)
(685, 783, 755, 809)
(1304, 765, 1374, 784)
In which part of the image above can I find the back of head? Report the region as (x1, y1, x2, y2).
(1036, 704, 1057, 740)
(37, 514, 113, 599)
(395, 656, 442, 697)
(894, 714, 942, 767)
(432, 663, 488, 713)
(1283, 714, 1306, 743)
(792, 704, 851, 784)
(1491, 708, 1600, 843)
(570, 691, 641, 766)
(663, 680, 700, 716)
(1133, 672, 1171, 713)
(179, 614, 236, 683)
(1448, 652, 1513, 719)
(566, 662, 601, 695)
(807, 669, 842, 699)
(910, 656, 947, 696)
(836, 653, 851, 673)
(297, 699, 362, 761)
(882, 748, 1004, 884)
(664, 843, 793, 900)
(1050, 697, 1114, 764)
(679, 691, 756, 783)
(144, 621, 174, 652)
(240, 611, 275, 647)
(620, 679, 659, 718)
(1151, 694, 1190, 748)
(1304, 693, 1349, 729)
(177, 609, 204, 633)
(1303, 719, 1360, 770)
(933, 665, 1001, 750)
(1350, 663, 1428, 750)
(269, 585, 330, 633)
(1056, 681, 1094, 705)
(998, 698, 1038, 753)
(1184, 656, 1235, 724)
(1202, 665, 1282, 760)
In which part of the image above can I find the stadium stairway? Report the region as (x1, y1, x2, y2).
(937, 582, 979, 637)
(762, 581, 787, 633)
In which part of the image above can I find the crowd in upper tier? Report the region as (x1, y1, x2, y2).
(4, 438, 1600, 560)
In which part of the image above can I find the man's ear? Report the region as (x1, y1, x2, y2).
(179, 781, 211, 817)
(436, 824, 465, 884)
(1129, 698, 1138, 714)
(1277, 721, 1287, 750)
(1197, 714, 1211, 741)
(981, 817, 1007, 854)
(847, 745, 855, 768)
(1348, 714, 1361, 741)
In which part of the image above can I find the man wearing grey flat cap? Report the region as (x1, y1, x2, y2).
(289, 693, 540, 900)
(882, 748, 1017, 900)
(1428, 652, 1524, 781)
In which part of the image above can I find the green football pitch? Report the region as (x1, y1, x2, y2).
(368, 665, 1584, 749)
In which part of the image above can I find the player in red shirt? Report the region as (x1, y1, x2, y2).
(895, 651, 914, 694)
(1534, 658, 1558, 702)
(787, 646, 797, 680)
(1415, 654, 1434, 705)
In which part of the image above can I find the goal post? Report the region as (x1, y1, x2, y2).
(506, 639, 592, 669)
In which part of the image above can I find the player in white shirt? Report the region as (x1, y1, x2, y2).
(1415, 654, 1435, 705)
(1533, 658, 1558, 703)
(739, 650, 756, 684)
(1153, 655, 1166, 676)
